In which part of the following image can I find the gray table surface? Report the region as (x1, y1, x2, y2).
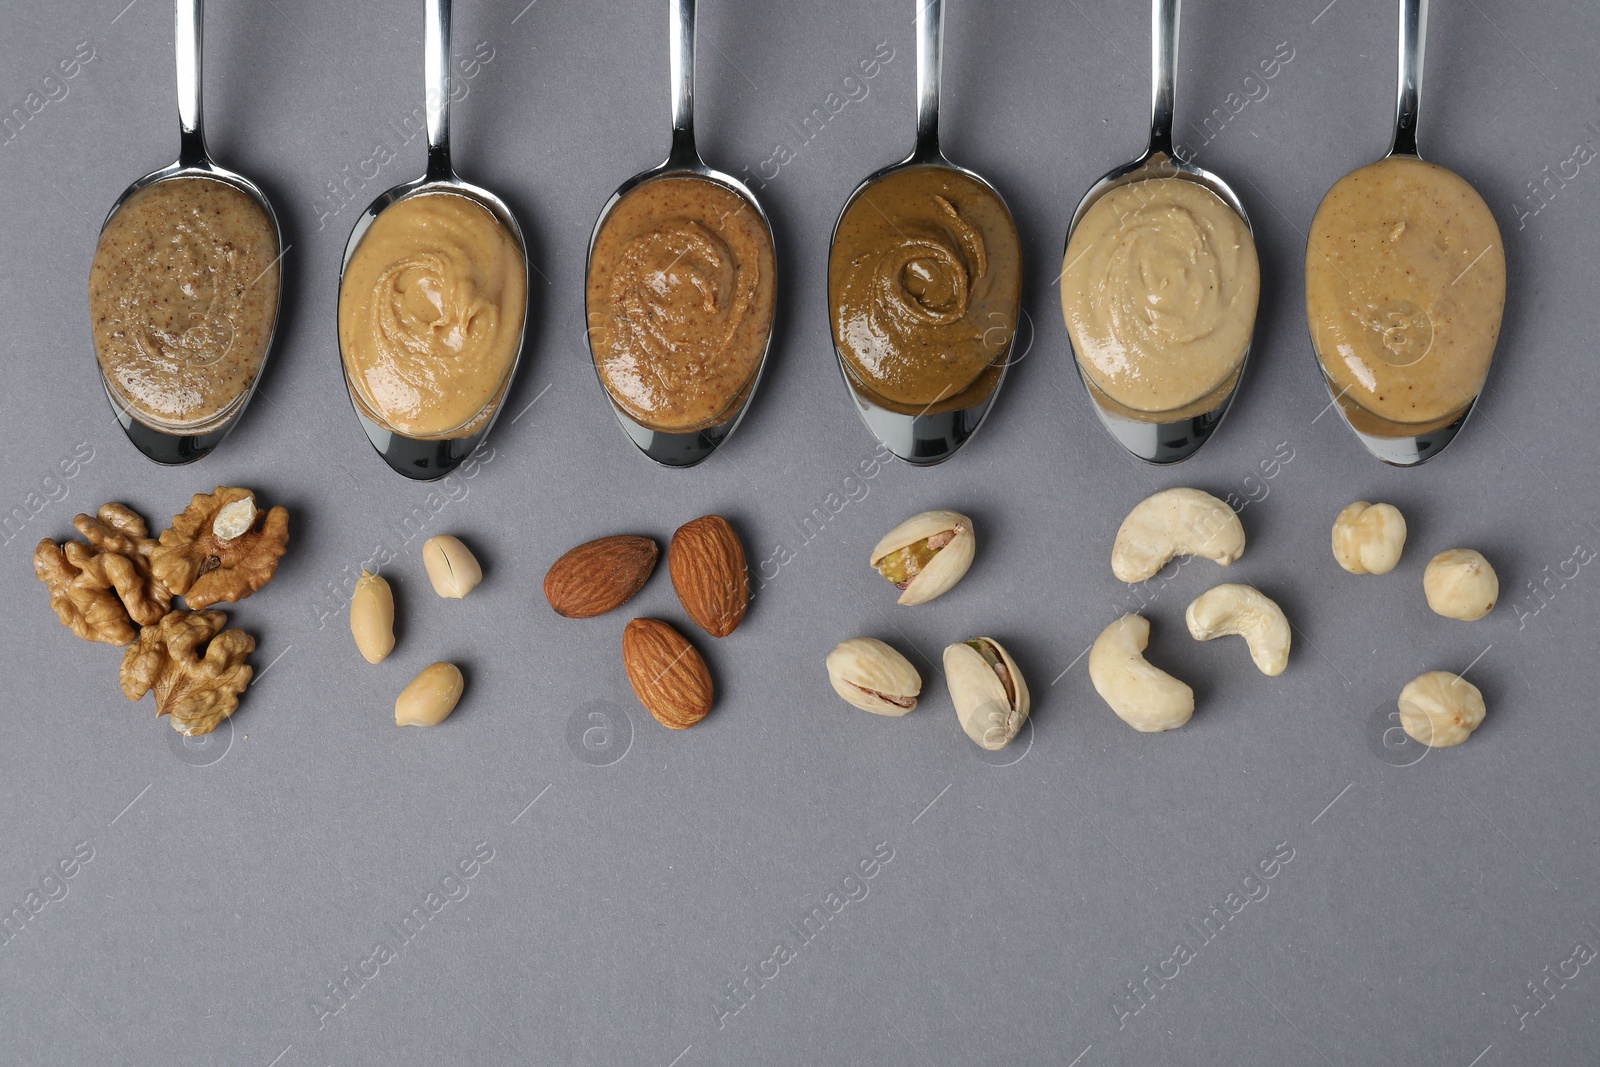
(3, 1, 1598, 1064)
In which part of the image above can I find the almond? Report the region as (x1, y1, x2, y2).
(621, 618, 713, 729)
(543, 535, 658, 618)
(668, 515, 749, 638)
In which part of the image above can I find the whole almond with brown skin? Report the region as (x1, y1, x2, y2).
(668, 516, 749, 638)
(621, 619, 713, 729)
(544, 535, 658, 618)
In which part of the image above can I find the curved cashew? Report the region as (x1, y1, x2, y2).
(1111, 489, 1245, 584)
(1088, 614, 1194, 732)
(1185, 583, 1291, 676)
(1331, 501, 1406, 575)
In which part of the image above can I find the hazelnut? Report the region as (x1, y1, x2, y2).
(1423, 549, 1497, 621)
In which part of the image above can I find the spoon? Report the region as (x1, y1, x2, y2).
(1307, 0, 1496, 466)
(93, 0, 284, 465)
(583, 0, 777, 468)
(1062, 0, 1256, 465)
(827, 0, 1021, 466)
(338, 0, 529, 481)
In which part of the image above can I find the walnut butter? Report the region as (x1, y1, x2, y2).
(586, 175, 775, 433)
(89, 177, 279, 429)
(1061, 178, 1259, 418)
(339, 192, 526, 438)
(1306, 156, 1505, 433)
(829, 165, 1020, 413)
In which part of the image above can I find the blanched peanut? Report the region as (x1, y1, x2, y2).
(423, 535, 482, 599)
(350, 570, 395, 664)
(395, 662, 464, 727)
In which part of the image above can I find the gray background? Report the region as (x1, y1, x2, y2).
(1, 0, 1596, 1064)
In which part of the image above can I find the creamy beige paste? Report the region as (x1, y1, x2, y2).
(89, 176, 279, 429)
(1306, 155, 1505, 431)
(339, 192, 526, 438)
(1061, 177, 1258, 417)
(829, 165, 1020, 413)
(586, 175, 775, 433)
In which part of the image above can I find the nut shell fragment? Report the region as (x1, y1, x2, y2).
(826, 638, 922, 716)
(870, 510, 976, 606)
(622, 618, 714, 729)
(943, 637, 1029, 750)
(544, 535, 658, 618)
(1397, 670, 1485, 748)
(119, 609, 255, 736)
(668, 515, 750, 637)
(152, 487, 289, 609)
(1111, 489, 1244, 584)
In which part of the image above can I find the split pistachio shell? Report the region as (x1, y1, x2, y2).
(869, 509, 975, 606)
(349, 570, 395, 664)
(943, 637, 1030, 750)
(423, 535, 482, 599)
(395, 662, 464, 727)
(826, 638, 922, 716)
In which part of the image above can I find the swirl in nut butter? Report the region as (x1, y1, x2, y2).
(829, 166, 1020, 413)
(586, 175, 775, 434)
(339, 192, 527, 438)
(1306, 155, 1505, 432)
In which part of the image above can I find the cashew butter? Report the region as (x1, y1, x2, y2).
(1306, 156, 1505, 432)
(339, 192, 526, 438)
(1061, 177, 1258, 417)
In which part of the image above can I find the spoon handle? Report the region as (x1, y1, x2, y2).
(913, 0, 942, 159)
(175, 0, 206, 164)
(1148, 0, 1178, 158)
(667, 0, 699, 163)
(1391, 0, 1427, 156)
(424, 0, 453, 179)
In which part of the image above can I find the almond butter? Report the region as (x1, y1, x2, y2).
(543, 535, 658, 618)
(668, 515, 749, 638)
(622, 618, 713, 729)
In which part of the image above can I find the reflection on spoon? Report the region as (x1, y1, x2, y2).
(89, 0, 283, 465)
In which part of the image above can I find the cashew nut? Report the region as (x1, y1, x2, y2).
(1423, 549, 1497, 621)
(1111, 489, 1245, 583)
(1331, 501, 1406, 575)
(349, 570, 395, 664)
(1397, 670, 1485, 747)
(1185, 583, 1291, 676)
(1089, 614, 1195, 732)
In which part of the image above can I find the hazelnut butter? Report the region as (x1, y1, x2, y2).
(88, 176, 279, 429)
(586, 175, 775, 433)
(829, 165, 1020, 413)
(1306, 156, 1505, 433)
(339, 192, 526, 438)
(1061, 178, 1259, 418)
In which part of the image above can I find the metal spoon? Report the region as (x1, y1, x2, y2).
(93, 0, 284, 465)
(1063, 0, 1256, 465)
(827, 0, 1020, 467)
(338, 0, 529, 481)
(1309, 0, 1488, 466)
(582, 0, 776, 468)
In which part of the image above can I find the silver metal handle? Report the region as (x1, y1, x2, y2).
(424, 0, 453, 179)
(668, 0, 698, 163)
(913, 0, 942, 159)
(1391, 0, 1426, 156)
(176, 0, 206, 164)
(1148, 0, 1178, 157)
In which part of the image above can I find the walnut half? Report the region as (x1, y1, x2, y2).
(152, 488, 290, 610)
(33, 503, 172, 645)
(120, 610, 255, 735)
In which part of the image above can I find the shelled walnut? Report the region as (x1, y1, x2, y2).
(152, 487, 289, 609)
(119, 610, 255, 736)
(33, 503, 172, 645)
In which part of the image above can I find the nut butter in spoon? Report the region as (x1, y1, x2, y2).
(88, 0, 283, 465)
(1305, 0, 1505, 466)
(826, 0, 1021, 466)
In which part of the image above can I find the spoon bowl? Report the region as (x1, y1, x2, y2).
(827, 0, 1020, 466)
(1062, 0, 1256, 464)
(94, 0, 284, 465)
(337, 0, 530, 481)
(583, 0, 776, 468)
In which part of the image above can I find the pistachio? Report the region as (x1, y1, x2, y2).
(869, 510, 975, 606)
(349, 570, 395, 664)
(422, 535, 482, 599)
(943, 637, 1030, 750)
(825, 638, 922, 716)
(395, 662, 464, 727)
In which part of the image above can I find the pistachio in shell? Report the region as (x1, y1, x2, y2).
(943, 637, 1030, 750)
(869, 509, 975, 606)
(825, 638, 922, 716)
